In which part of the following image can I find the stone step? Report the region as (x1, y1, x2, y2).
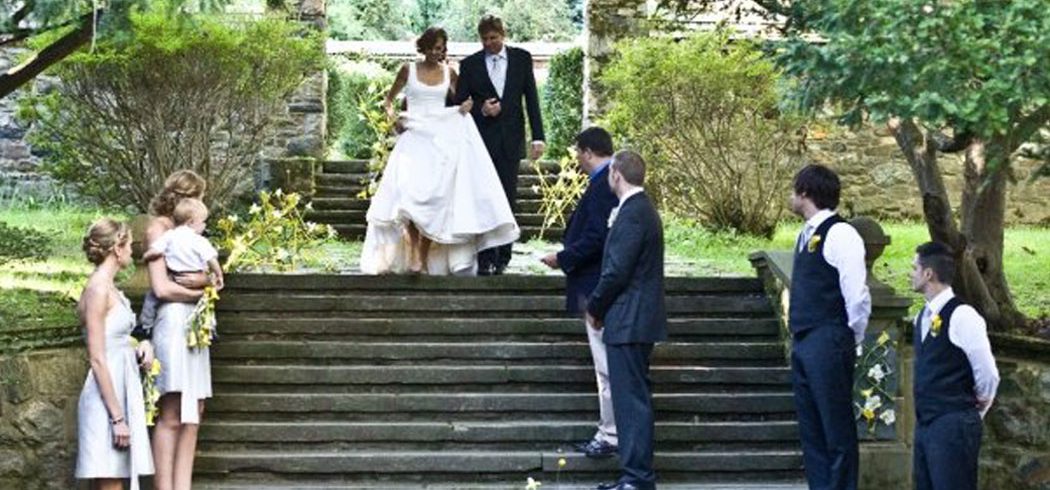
(321, 159, 563, 175)
(213, 317, 780, 339)
(193, 449, 802, 475)
(316, 185, 547, 201)
(209, 341, 784, 362)
(206, 392, 795, 415)
(308, 196, 550, 214)
(306, 209, 551, 227)
(199, 420, 799, 445)
(328, 224, 565, 240)
(223, 274, 765, 294)
(194, 482, 808, 490)
(211, 365, 791, 387)
(215, 294, 773, 316)
(315, 173, 371, 186)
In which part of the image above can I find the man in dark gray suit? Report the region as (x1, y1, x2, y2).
(585, 150, 667, 490)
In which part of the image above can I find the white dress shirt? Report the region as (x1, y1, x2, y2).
(797, 209, 872, 344)
(486, 46, 507, 98)
(918, 287, 1001, 417)
(149, 225, 218, 273)
(607, 187, 644, 229)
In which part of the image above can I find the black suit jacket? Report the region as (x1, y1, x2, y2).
(558, 165, 618, 314)
(454, 46, 545, 163)
(587, 191, 668, 345)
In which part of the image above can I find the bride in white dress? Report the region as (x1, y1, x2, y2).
(360, 27, 519, 276)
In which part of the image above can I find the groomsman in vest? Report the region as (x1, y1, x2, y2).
(788, 164, 871, 490)
(541, 127, 620, 458)
(586, 150, 667, 490)
(454, 14, 546, 275)
(910, 241, 999, 490)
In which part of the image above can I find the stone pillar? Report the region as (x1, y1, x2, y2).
(262, 0, 327, 194)
(583, 0, 648, 124)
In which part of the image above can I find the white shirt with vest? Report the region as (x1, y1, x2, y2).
(917, 287, 1000, 417)
(797, 209, 872, 344)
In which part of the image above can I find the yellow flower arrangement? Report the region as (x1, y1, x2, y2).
(187, 286, 219, 350)
(143, 358, 162, 426)
(807, 234, 822, 252)
(930, 314, 943, 337)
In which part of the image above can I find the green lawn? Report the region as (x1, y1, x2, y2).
(1, 205, 1046, 344)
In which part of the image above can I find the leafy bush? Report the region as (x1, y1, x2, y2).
(601, 31, 805, 238)
(541, 47, 584, 160)
(0, 221, 53, 265)
(327, 59, 394, 160)
(20, 12, 324, 213)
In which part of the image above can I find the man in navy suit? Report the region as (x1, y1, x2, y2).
(454, 14, 545, 275)
(586, 150, 667, 490)
(541, 127, 620, 458)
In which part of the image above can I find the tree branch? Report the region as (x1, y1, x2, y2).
(0, 10, 97, 99)
(1010, 103, 1050, 153)
(933, 129, 972, 153)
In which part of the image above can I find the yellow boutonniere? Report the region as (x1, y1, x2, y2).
(807, 234, 822, 252)
(930, 314, 942, 337)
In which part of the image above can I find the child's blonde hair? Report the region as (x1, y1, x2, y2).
(173, 198, 209, 226)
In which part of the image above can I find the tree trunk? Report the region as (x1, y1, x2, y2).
(957, 139, 1027, 329)
(0, 12, 96, 99)
(888, 119, 1027, 330)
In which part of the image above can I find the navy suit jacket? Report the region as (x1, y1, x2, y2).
(587, 192, 668, 345)
(453, 46, 544, 163)
(557, 165, 618, 314)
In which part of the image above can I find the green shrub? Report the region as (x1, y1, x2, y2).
(541, 46, 584, 160)
(601, 31, 805, 238)
(19, 12, 324, 213)
(0, 221, 53, 265)
(327, 58, 394, 160)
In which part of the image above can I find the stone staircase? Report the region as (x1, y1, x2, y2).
(193, 273, 804, 488)
(307, 160, 566, 241)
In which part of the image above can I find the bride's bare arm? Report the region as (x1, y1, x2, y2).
(449, 69, 472, 114)
(384, 64, 410, 120)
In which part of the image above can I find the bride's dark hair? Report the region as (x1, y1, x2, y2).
(416, 27, 448, 54)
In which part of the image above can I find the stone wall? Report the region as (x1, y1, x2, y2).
(807, 124, 1050, 226)
(0, 47, 59, 199)
(0, 347, 87, 489)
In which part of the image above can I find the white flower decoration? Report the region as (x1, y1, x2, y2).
(227, 215, 239, 223)
(525, 477, 542, 490)
(864, 395, 882, 412)
(856, 344, 863, 357)
(868, 364, 886, 382)
(249, 204, 262, 214)
(880, 409, 896, 425)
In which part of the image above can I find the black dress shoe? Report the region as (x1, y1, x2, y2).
(581, 438, 618, 459)
(597, 483, 648, 490)
(477, 264, 496, 276)
(595, 482, 619, 490)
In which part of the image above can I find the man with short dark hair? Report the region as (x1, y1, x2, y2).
(454, 14, 546, 275)
(910, 241, 999, 490)
(586, 150, 666, 490)
(541, 126, 619, 458)
(788, 164, 871, 490)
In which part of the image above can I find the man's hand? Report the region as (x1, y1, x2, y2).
(482, 98, 501, 117)
(540, 252, 559, 270)
(586, 311, 603, 330)
(529, 141, 546, 161)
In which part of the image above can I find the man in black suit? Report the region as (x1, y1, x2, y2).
(453, 14, 546, 275)
(586, 150, 667, 490)
(540, 127, 620, 458)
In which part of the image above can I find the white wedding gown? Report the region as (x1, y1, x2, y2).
(360, 63, 520, 275)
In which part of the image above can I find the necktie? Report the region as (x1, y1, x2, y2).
(490, 55, 504, 98)
(798, 224, 813, 252)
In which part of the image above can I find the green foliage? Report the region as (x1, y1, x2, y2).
(601, 31, 804, 238)
(0, 289, 79, 355)
(327, 0, 414, 41)
(214, 189, 338, 272)
(326, 0, 581, 41)
(777, 0, 1050, 167)
(0, 221, 53, 265)
(327, 59, 395, 160)
(19, 12, 324, 213)
(541, 47, 584, 160)
(855, 331, 898, 439)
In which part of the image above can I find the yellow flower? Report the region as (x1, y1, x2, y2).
(931, 314, 943, 337)
(558, 458, 567, 468)
(205, 286, 220, 301)
(877, 330, 891, 346)
(807, 234, 822, 252)
(150, 359, 162, 377)
(862, 408, 875, 421)
(187, 330, 198, 348)
(860, 388, 873, 399)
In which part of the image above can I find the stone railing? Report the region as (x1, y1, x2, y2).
(749, 216, 913, 488)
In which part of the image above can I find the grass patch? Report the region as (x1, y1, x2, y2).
(0, 288, 79, 354)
